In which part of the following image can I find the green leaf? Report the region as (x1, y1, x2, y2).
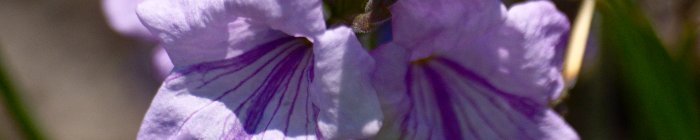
(598, 0, 700, 139)
(0, 46, 45, 140)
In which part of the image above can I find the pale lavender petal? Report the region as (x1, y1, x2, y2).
(138, 32, 319, 139)
(102, 0, 153, 40)
(153, 46, 174, 77)
(372, 49, 577, 139)
(310, 27, 383, 139)
(136, 0, 326, 67)
(390, 0, 505, 60)
(373, 0, 577, 139)
(228, 0, 326, 37)
(371, 43, 410, 110)
(136, 0, 379, 139)
(138, 24, 381, 139)
(370, 43, 411, 140)
(135, 0, 325, 48)
(504, 1, 571, 100)
(442, 1, 570, 103)
(136, 0, 272, 67)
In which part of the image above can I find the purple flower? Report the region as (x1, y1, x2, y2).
(103, 0, 174, 77)
(103, 0, 150, 39)
(134, 0, 383, 139)
(371, 0, 578, 139)
(152, 46, 174, 77)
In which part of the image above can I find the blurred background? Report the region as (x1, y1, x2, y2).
(0, 0, 160, 139)
(0, 0, 699, 139)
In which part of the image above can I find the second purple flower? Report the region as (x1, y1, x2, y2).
(371, 0, 578, 139)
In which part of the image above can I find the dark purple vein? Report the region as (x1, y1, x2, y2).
(421, 65, 467, 139)
(261, 48, 309, 133)
(166, 36, 298, 82)
(238, 46, 309, 133)
(174, 38, 303, 134)
(433, 57, 542, 119)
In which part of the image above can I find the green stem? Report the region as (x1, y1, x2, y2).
(0, 48, 45, 140)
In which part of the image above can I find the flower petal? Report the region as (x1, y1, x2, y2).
(374, 1, 576, 139)
(370, 43, 411, 140)
(389, 0, 505, 60)
(138, 31, 319, 139)
(441, 1, 570, 103)
(153, 46, 174, 78)
(136, 0, 326, 67)
(228, 0, 326, 37)
(371, 51, 578, 139)
(136, 0, 324, 44)
(505, 1, 571, 99)
(102, 0, 153, 40)
(310, 27, 383, 139)
(138, 26, 381, 139)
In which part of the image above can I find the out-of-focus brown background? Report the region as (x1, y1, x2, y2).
(0, 0, 699, 139)
(0, 0, 159, 139)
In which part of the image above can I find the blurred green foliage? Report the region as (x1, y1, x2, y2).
(598, 0, 700, 139)
(0, 48, 44, 140)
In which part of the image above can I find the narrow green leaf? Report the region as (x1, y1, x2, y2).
(0, 45, 45, 140)
(598, 0, 700, 139)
